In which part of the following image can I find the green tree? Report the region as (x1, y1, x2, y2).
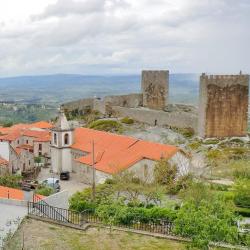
(233, 178, 250, 207)
(154, 159, 177, 186)
(174, 197, 239, 249)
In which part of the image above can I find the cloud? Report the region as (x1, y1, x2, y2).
(0, 0, 249, 76)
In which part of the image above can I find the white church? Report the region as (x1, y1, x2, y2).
(50, 111, 190, 184)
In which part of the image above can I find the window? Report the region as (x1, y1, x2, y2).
(39, 144, 42, 151)
(54, 133, 57, 144)
(29, 160, 30, 166)
(39, 152, 42, 156)
(17, 140, 19, 144)
(23, 163, 25, 170)
(26, 140, 28, 144)
(64, 133, 69, 145)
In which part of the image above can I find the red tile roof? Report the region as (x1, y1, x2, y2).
(0, 157, 8, 165)
(72, 128, 179, 174)
(0, 127, 51, 142)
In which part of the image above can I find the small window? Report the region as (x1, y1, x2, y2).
(64, 133, 69, 145)
(17, 140, 19, 144)
(26, 140, 28, 144)
(29, 160, 30, 165)
(39, 144, 42, 151)
(39, 152, 42, 156)
(54, 133, 57, 144)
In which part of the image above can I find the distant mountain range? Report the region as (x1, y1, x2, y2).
(0, 74, 199, 105)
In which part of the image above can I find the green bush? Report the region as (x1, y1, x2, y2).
(171, 127, 194, 138)
(35, 186, 54, 196)
(2, 121, 13, 127)
(233, 178, 250, 207)
(69, 183, 115, 212)
(202, 139, 219, 145)
(188, 141, 202, 150)
(210, 183, 230, 191)
(120, 117, 134, 124)
(88, 119, 123, 133)
(235, 206, 250, 217)
(0, 174, 22, 188)
(96, 203, 177, 226)
(174, 198, 239, 249)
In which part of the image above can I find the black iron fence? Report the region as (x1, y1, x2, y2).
(27, 202, 174, 235)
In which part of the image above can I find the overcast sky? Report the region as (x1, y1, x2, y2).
(0, 0, 249, 76)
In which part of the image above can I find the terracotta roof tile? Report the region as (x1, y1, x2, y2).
(0, 157, 8, 165)
(73, 128, 179, 174)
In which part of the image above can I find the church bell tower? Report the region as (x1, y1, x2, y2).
(51, 109, 74, 174)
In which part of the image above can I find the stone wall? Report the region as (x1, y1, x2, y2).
(141, 70, 169, 110)
(112, 106, 198, 132)
(198, 74, 249, 138)
(61, 98, 94, 113)
(62, 93, 143, 115)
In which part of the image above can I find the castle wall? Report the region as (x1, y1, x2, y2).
(141, 70, 169, 110)
(61, 98, 94, 113)
(198, 74, 249, 138)
(112, 106, 198, 132)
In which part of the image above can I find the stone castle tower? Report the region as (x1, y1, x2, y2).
(198, 73, 249, 138)
(141, 70, 169, 110)
(51, 110, 74, 173)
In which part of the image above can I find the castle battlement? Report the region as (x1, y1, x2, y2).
(201, 73, 249, 81)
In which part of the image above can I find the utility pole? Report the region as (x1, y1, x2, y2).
(92, 140, 96, 201)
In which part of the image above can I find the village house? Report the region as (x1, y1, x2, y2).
(51, 111, 190, 184)
(0, 121, 53, 175)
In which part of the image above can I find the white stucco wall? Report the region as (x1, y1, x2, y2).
(73, 161, 110, 184)
(169, 151, 190, 177)
(51, 147, 61, 173)
(127, 158, 156, 183)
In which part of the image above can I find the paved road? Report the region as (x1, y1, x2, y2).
(0, 204, 27, 248)
(37, 168, 89, 196)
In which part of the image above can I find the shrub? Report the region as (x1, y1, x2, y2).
(172, 127, 194, 138)
(35, 186, 54, 196)
(88, 120, 123, 133)
(34, 156, 42, 164)
(69, 183, 115, 212)
(96, 203, 177, 226)
(210, 183, 230, 191)
(188, 141, 202, 150)
(174, 198, 239, 249)
(0, 174, 22, 188)
(233, 178, 250, 208)
(154, 159, 177, 186)
(202, 139, 219, 145)
(2, 121, 13, 127)
(120, 117, 134, 124)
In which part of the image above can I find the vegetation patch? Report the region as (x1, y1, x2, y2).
(0, 174, 22, 188)
(120, 117, 134, 124)
(88, 119, 123, 133)
(171, 127, 195, 138)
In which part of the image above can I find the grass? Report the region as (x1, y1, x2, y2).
(88, 119, 124, 133)
(6, 218, 188, 250)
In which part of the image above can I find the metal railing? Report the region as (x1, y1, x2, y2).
(27, 202, 174, 235)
